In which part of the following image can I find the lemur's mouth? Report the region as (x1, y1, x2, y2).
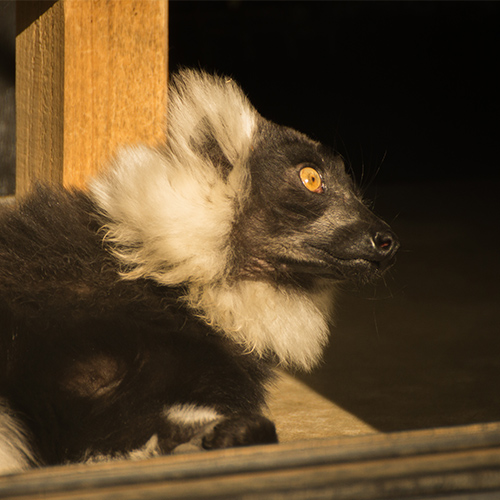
(286, 245, 397, 282)
(323, 256, 389, 280)
(286, 257, 382, 281)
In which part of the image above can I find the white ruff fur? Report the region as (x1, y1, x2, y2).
(91, 70, 336, 370)
(0, 401, 36, 473)
(92, 145, 238, 285)
(91, 70, 255, 286)
(187, 281, 335, 371)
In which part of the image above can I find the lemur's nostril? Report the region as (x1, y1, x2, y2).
(375, 232, 392, 249)
(372, 231, 398, 256)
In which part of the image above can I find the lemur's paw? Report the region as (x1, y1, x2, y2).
(202, 414, 278, 450)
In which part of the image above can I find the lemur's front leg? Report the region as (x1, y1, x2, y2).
(152, 332, 278, 454)
(158, 403, 277, 454)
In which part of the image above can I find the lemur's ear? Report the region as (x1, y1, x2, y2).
(190, 118, 234, 182)
(167, 70, 258, 180)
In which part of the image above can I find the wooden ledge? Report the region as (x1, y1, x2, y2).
(1, 422, 500, 499)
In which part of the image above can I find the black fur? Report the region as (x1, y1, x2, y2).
(0, 188, 274, 465)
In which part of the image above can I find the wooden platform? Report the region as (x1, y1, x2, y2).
(269, 373, 375, 443)
(1, 421, 500, 499)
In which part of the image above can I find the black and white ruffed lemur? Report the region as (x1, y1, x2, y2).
(0, 70, 399, 472)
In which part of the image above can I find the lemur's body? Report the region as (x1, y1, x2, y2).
(0, 70, 398, 472)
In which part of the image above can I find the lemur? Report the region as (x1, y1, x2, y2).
(0, 69, 399, 472)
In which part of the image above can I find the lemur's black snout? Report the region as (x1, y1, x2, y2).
(307, 214, 400, 281)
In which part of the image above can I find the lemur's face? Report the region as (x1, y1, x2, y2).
(234, 120, 399, 284)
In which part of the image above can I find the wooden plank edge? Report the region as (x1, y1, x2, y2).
(1, 422, 500, 498)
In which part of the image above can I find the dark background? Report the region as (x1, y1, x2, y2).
(0, 1, 15, 195)
(169, 1, 499, 185)
(1, 1, 499, 432)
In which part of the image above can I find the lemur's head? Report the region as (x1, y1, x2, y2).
(91, 69, 398, 289)
(233, 119, 398, 288)
(91, 69, 399, 369)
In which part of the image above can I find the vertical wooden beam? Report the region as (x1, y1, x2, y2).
(16, 0, 168, 197)
(16, 1, 64, 194)
(62, 0, 168, 189)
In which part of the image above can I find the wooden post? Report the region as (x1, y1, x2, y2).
(16, 0, 168, 196)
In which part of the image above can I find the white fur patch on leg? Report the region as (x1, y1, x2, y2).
(164, 404, 221, 427)
(84, 435, 163, 464)
(164, 404, 222, 454)
(127, 434, 162, 461)
(0, 401, 37, 474)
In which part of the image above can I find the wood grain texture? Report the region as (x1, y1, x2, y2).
(63, 0, 168, 188)
(16, 0, 168, 196)
(1, 422, 500, 499)
(16, 1, 65, 195)
(268, 372, 376, 442)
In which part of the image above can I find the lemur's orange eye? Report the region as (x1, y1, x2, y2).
(299, 166, 324, 193)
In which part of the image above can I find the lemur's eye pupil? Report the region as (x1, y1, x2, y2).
(299, 166, 324, 193)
